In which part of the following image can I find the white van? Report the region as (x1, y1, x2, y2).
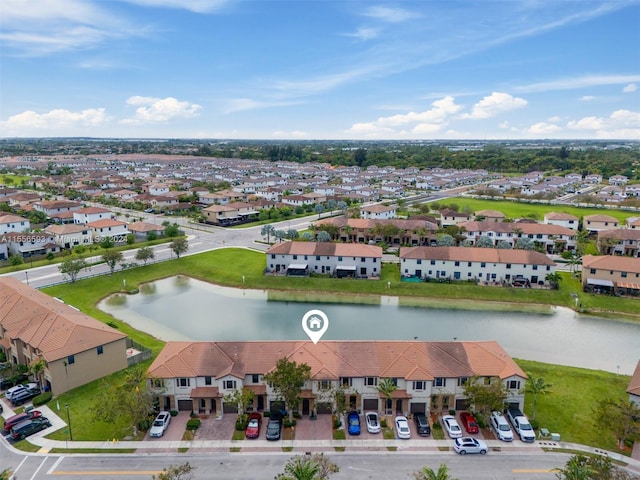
(490, 411, 514, 442)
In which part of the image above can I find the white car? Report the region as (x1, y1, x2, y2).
(149, 411, 171, 437)
(365, 412, 381, 434)
(394, 415, 411, 439)
(453, 437, 488, 455)
(441, 415, 462, 438)
(490, 411, 514, 442)
(5, 383, 39, 401)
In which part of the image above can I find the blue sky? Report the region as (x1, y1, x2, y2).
(1, 0, 639, 140)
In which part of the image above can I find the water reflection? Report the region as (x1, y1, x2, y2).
(98, 276, 640, 375)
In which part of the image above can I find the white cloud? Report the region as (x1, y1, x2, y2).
(623, 83, 638, 93)
(362, 6, 415, 23)
(514, 74, 640, 93)
(579, 95, 596, 101)
(121, 0, 229, 14)
(0, 107, 108, 133)
(121, 96, 201, 124)
(567, 109, 640, 139)
(461, 92, 527, 120)
(527, 122, 563, 135)
(343, 27, 380, 41)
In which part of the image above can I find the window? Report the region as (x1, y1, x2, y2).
(318, 380, 331, 390)
(96, 345, 103, 355)
(417, 259, 422, 264)
(434, 377, 445, 387)
(508, 380, 521, 390)
(67, 355, 75, 365)
(430, 260, 436, 265)
(205, 376, 212, 385)
(316, 255, 320, 260)
(293, 255, 297, 260)
(361, 257, 366, 262)
(454, 261, 460, 266)
(622, 272, 628, 278)
(224, 380, 236, 390)
(270, 254, 275, 259)
(458, 377, 469, 386)
(365, 377, 378, 386)
(340, 377, 352, 388)
(338, 256, 343, 261)
(480, 262, 486, 268)
(151, 378, 164, 388)
(533, 265, 538, 270)
(413, 381, 425, 391)
(590, 268, 596, 274)
(252, 374, 260, 383)
(506, 264, 511, 269)
(177, 378, 190, 387)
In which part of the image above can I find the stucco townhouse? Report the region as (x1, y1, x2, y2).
(73, 206, 114, 225)
(86, 219, 129, 242)
(597, 228, 640, 257)
(147, 340, 527, 417)
(266, 241, 382, 278)
(460, 221, 576, 253)
(400, 246, 556, 285)
(202, 202, 259, 226)
(33, 200, 83, 217)
(583, 214, 620, 233)
(0, 277, 128, 395)
(0, 213, 30, 234)
(582, 254, 640, 296)
(543, 212, 579, 230)
(44, 223, 92, 249)
(360, 204, 397, 220)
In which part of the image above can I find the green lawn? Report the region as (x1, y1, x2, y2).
(435, 197, 635, 223)
(516, 359, 631, 454)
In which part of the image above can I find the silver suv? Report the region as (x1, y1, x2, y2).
(490, 411, 513, 441)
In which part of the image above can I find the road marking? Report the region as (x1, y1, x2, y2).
(48, 456, 65, 474)
(53, 471, 163, 476)
(31, 457, 49, 480)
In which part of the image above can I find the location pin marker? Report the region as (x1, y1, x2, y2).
(302, 309, 329, 344)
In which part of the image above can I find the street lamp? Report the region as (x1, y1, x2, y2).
(65, 403, 73, 441)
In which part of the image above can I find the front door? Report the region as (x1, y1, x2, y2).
(302, 399, 310, 415)
(396, 399, 403, 414)
(257, 395, 264, 411)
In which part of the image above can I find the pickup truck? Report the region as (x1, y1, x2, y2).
(506, 407, 536, 442)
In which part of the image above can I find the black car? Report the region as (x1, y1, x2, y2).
(265, 412, 283, 441)
(11, 417, 51, 441)
(11, 387, 41, 406)
(413, 413, 431, 436)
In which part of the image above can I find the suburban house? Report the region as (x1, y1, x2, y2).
(360, 204, 397, 220)
(399, 246, 556, 285)
(459, 221, 576, 253)
(440, 209, 473, 226)
(0, 277, 128, 395)
(628, 361, 640, 407)
(73, 207, 114, 225)
(33, 200, 83, 217)
(7, 192, 41, 208)
(146, 340, 527, 416)
(266, 242, 382, 278)
(86, 219, 129, 242)
(543, 212, 579, 230)
(127, 221, 165, 240)
(314, 216, 438, 246)
(582, 254, 640, 296)
(1, 232, 61, 258)
(0, 213, 30, 234)
(597, 229, 640, 257)
(44, 224, 92, 249)
(583, 214, 620, 233)
(475, 209, 505, 222)
(202, 203, 259, 226)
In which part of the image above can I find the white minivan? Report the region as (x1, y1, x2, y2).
(490, 411, 514, 442)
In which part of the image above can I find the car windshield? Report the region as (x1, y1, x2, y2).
(349, 418, 358, 426)
(248, 419, 258, 427)
(368, 418, 377, 425)
(451, 424, 460, 431)
(153, 420, 163, 427)
(520, 423, 533, 430)
(499, 424, 510, 431)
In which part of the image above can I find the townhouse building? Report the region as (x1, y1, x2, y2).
(543, 212, 579, 230)
(440, 209, 473, 226)
(360, 204, 397, 220)
(44, 224, 92, 249)
(314, 216, 438, 246)
(266, 242, 382, 278)
(474, 209, 505, 222)
(202, 202, 259, 226)
(8, 192, 41, 208)
(1, 232, 61, 258)
(626, 184, 640, 197)
(33, 200, 83, 217)
(582, 254, 640, 296)
(0, 213, 30, 234)
(0, 277, 128, 395)
(460, 221, 576, 253)
(147, 340, 527, 416)
(86, 219, 129, 242)
(597, 229, 640, 257)
(583, 214, 620, 233)
(73, 206, 114, 225)
(400, 246, 556, 285)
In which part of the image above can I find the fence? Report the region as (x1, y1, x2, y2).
(126, 338, 153, 367)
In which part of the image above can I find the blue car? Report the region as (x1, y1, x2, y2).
(347, 411, 361, 435)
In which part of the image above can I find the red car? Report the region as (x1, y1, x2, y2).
(2, 410, 42, 434)
(459, 412, 479, 434)
(245, 412, 262, 439)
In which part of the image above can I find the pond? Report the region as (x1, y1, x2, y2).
(98, 276, 640, 375)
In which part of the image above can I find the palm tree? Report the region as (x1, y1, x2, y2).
(376, 378, 397, 416)
(276, 456, 320, 480)
(545, 272, 562, 290)
(29, 357, 47, 389)
(412, 463, 458, 480)
(554, 455, 594, 480)
(525, 374, 552, 420)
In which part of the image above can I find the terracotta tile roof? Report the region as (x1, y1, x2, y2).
(86, 219, 127, 228)
(399, 246, 556, 266)
(582, 254, 640, 274)
(127, 221, 165, 233)
(627, 361, 640, 397)
(475, 209, 505, 218)
(598, 229, 640, 241)
(148, 340, 526, 382)
(584, 214, 619, 222)
(190, 386, 221, 398)
(44, 224, 89, 235)
(0, 277, 126, 362)
(315, 217, 438, 231)
(266, 241, 382, 258)
(544, 212, 578, 221)
(460, 221, 574, 236)
(0, 214, 29, 225)
(75, 207, 112, 214)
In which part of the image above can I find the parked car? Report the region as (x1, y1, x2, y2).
(459, 412, 479, 434)
(265, 412, 283, 441)
(365, 412, 381, 434)
(149, 411, 171, 437)
(5, 383, 36, 401)
(245, 412, 262, 439)
(453, 437, 488, 455)
(3, 410, 42, 435)
(441, 415, 463, 439)
(10, 386, 41, 406)
(10, 416, 51, 441)
(506, 407, 536, 443)
(347, 411, 361, 435)
(490, 411, 514, 442)
(394, 416, 411, 439)
(413, 413, 431, 436)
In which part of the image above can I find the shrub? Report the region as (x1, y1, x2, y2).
(293, 411, 302, 419)
(170, 410, 178, 417)
(32, 392, 52, 406)
(46, 252, 55, 261)
(529, 418, 540, 430)
(106, 321, 119, 329)
(333, 417, 342, 430)
(138, 417, 152, 431)
(186, 419, 201, 431)
(235, 413, 248, 431)
(263, 411, 271, 417)
(380, 418, 388, 428)
(449, 409, 456, 416)
(284, 418, 297, 428)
